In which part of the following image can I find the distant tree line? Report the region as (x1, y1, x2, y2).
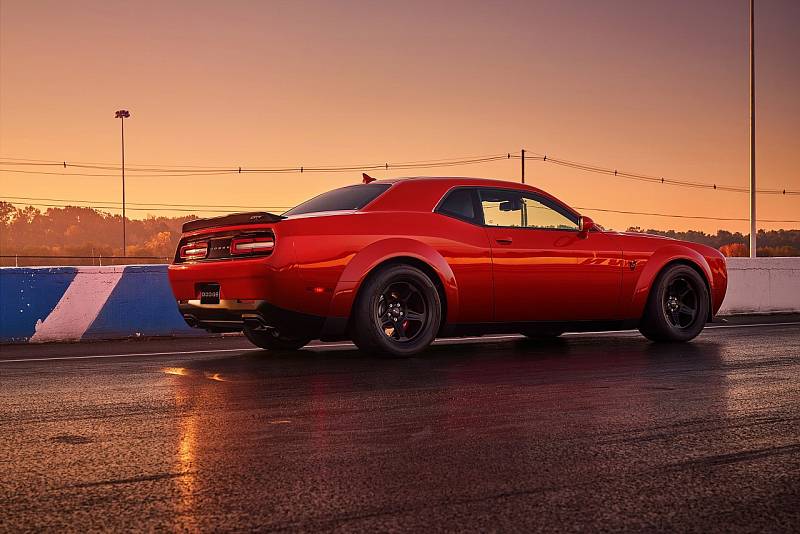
(0, 202, 195, 266)
(625, 227, 800, 257)
(1, 202, 798, 266)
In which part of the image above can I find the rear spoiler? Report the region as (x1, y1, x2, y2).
(182, 212, 286, 233)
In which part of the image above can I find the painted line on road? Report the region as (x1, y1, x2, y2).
(0, 347, 260, 364)
(1, 321, 797, 364)
(706, 321, 800, 329)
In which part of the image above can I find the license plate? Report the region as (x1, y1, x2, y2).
(198, 283, 221, 304)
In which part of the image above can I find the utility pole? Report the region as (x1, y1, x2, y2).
(521, 149, 526, 184)
(749, 0, 757, 257)
(115, 110, 131, 257)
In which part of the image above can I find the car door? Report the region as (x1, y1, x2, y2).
(478, 188, 623, 323)
(433, 187, 494, 324)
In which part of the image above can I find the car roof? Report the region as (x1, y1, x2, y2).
(370, 176, 554, 194)
(362, 176, 579, 216)
(372, 176, 527, 187)
(373, 176, 562, 198)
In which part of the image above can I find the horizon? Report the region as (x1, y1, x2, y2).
(3, 199, 799, 268)
(1, 0, 799, 233)
(2, 194, 799, 235)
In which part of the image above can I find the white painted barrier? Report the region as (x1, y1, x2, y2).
(718, 258, 800, 315)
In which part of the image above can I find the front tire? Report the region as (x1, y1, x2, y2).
(243, 327, 311, 351)
(639, 264, 709, 343)
(351, 264, 442, 357)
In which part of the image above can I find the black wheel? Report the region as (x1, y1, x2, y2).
(639, 264, 709, 343)
(243, 326, 311, 351)
(521, 328, 565, 340)
(351, 264, 442, 357)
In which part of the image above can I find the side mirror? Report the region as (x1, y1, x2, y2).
(578, 216, 596, 239)
(499, 199, 522, 212)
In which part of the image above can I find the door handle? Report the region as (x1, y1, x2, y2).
(495, 237, 513, 245)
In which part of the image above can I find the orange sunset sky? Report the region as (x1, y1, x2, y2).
(1, 0, 798, 233)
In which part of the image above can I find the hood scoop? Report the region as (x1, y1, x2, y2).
(182, 212, 285, 233)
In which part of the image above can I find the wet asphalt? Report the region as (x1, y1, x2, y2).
(1, 319, 799, 532)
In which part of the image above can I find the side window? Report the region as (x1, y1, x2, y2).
(437, 188, 480, 223)
(478, 189, 523, 227)
(479, 189, 579, 230)
(521, 196, 579, 230)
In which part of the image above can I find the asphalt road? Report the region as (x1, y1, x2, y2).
(1, 318, 800, 532)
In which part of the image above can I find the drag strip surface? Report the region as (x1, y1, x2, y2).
(1, 316, 798, 364)
(1, 321, 799, 531)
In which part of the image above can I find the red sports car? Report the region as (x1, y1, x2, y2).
(168, 176, 728, 356)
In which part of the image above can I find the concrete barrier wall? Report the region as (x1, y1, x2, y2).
(718, 257, 800, 316)
(1, 258, 798, 343)
(0, 265, 197, 343)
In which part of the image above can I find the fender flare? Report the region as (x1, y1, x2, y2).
(629, 245, 714, 319)
(326, 238, 459, 324)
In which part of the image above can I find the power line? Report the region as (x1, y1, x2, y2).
(0, 154, 512, 177)
(575, 206, 800, 224)
(3, 151, 797, 195)
(0, 169, 246, 178)
(1, 201, 249, 214)
(3, 197, 798, 224)
(512, 154, 798, 196)
(0, 195, 290, 210)
(0, 152, 513, 169)
(0, 155, 239, 168)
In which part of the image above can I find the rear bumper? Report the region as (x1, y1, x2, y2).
(168, 259, 283, 301)
(178, 299, 325, 337)
(168, 256, 347, 339)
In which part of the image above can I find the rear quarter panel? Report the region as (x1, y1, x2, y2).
(282, 211, 493, 323)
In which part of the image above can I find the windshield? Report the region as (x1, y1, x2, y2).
(283, 183, 391, 216)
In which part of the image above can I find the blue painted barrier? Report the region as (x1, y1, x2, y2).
(0, 265, 201, 343)
(0, 267, 78, 342)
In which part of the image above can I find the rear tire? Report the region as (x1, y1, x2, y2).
(351, 264, 442, 357)
(243, 327, 311, 351)
(639, 264, 709, 343)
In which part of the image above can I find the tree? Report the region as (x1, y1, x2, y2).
(720, 243, 748, 257)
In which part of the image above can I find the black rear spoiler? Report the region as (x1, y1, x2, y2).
(182, 212, 286, 233)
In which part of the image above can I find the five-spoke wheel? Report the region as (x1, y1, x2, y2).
(352, 264, 442, 357)
(375, 281, 429, 343)
(640, 264, 709, 342)
(662, 276, 699, 330)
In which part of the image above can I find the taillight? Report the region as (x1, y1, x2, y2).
(230, 236, 275, 255)
(179, 241, 208, 260)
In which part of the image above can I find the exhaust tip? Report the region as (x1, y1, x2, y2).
(242, 314, 271, 331)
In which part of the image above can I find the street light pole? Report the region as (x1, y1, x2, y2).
(114, 110, 130, 257)
(749, 0, 757, 258)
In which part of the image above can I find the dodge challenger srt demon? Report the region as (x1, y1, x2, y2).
(168, 176, 728, 357)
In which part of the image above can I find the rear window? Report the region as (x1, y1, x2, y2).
(436, 188, 481, 224)
(283, 184, 391, 216)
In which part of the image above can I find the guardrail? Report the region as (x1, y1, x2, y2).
(1, 259, 798, 343)
(0, 255, 170, 267)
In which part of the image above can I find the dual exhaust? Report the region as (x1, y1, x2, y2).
(181, 313, 275, 332)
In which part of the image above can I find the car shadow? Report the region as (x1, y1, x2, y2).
(175, 333, 726, 392)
